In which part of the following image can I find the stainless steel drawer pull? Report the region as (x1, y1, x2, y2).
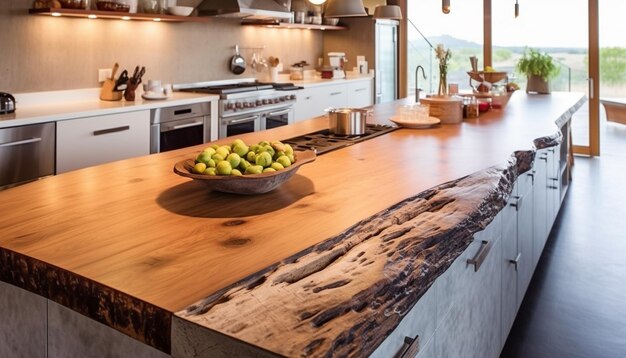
(509, 195, 523, 211)
(268, 109, 291, 117)
(0, 137, 42, 148)
(396, 335, 420, 358)
(509, 252, 522, 271)
(93, 125, 130, 136)
(354, 88, 366, 92)
(226, 116, 257, 124)
(540, 156, 548, 161)
(527, 171, 535, 184)
(467, 240, 491, 272)
(330, 92, 343, 96)
(171, 121, 203, 130)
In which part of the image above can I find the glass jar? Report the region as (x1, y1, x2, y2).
(140, 0, 158, 13)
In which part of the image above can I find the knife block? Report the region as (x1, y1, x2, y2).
(100, 79, 123, 101)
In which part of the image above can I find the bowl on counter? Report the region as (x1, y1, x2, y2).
(167, 6, 194, 16)
(323, 17, 339, 26)
(173, 150, 316, 195)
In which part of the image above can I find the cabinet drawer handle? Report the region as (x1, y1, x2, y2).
(0, 137, 42, 148)
(467, 240, 491, 272)
(509, 252, 522, 272)
(171, 121, 203, 130)
(354, 88, 366, 92)
(93, 125, 130, 136)
(527, 171, 535, 184)
(330, 92, 343, 96)
(268, 109, 291, 117)
(509, 195, 523, 211)
(395, 335, 420, 358)
(540, 156, 548, 161)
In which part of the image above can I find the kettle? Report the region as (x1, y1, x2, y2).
(0, 92, 16, 114)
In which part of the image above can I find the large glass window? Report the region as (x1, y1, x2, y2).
(406, 0, 484, 97)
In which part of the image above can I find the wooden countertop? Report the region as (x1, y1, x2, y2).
(0, 92, 585, 353)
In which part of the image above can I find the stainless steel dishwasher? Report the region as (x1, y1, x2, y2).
(0, 122, 55, 189)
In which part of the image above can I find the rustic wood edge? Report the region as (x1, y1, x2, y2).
(0, 248, 172, 354)
(175, 150, 536, 357)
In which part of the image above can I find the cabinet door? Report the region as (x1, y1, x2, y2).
(293, 87, 321, 122)
(500, 189, 518, 350)
(347, 80, 373, 108)
(369, 285, 436, 358)
(516, 172, 535, 308)
(57, 111, 150, 173)
(435, 215, 502, 358)
(323, 84, 348, 110)
(532, 150, 549, 267)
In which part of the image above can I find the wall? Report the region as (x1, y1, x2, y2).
(0, 0, 323, 93)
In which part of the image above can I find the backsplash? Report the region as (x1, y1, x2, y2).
(0, 0, 323, 93)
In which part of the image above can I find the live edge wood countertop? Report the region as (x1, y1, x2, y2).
(0, 92, 585, 356)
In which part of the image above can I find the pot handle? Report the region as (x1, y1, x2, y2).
(324, 107, 336, 113)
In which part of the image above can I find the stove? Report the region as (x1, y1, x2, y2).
(176, 79, 299, 138)
(283, 124, 398, 155)
(178, 80, 297, 118)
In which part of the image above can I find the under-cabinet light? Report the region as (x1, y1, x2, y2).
(121, 16, 131, 20)
(88, 14, 97, 19)
(153, 18, 161, 22)
(51, 12, 61, 16)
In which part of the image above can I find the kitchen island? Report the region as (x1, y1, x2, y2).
(0, 92, 584, 357)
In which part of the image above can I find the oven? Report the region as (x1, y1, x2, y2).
(150, 102, 211, 153)
(262, 106, 294, 130)
(219, 112, 261, 138)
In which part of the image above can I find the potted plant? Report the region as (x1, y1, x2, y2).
(516, 48, 560, 94)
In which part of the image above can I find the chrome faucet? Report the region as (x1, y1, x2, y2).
(415, 65, 426, 102)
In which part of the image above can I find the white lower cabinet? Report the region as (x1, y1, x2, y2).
(532, 149, 549, 267)
(56, 111, 150, 173)
(369, 283, 437, 358)
(294, 79, 373, 122)
(347, 80, 374, 108)
(434, 215, 503, 358)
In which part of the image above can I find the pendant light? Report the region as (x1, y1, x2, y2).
(515, 0, 519, 18)
(373, 0, 403, 20)
(308, 0, 327, 4)
(442, 0, 451, 14)
(324, 0, 367, 17)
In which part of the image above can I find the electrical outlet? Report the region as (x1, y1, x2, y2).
(98, 69, 112, 82)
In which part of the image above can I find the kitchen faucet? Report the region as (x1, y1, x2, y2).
(415, 65, 426, 103)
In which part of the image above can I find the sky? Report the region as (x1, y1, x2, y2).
(408, 0, 623, 48)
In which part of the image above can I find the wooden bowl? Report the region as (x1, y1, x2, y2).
(467, 71, 508, 84)
(173, 150, 316, 195)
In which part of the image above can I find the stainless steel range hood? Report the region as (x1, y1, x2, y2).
(197, 0, 292, 20)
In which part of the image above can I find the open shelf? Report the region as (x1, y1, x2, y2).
(28, 8, 208, 22)
(29, 9, 348, 29)
(241, 21, 347, 30)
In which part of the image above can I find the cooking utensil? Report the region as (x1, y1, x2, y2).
(230, 45, 246, 75)
(100, 63, 123, 101)
(115, 70, 129, 91)
(0, 92, 16, 114)
(326, 108, 371, 136)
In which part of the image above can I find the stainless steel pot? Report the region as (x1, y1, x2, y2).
(327, 108, 371, 135)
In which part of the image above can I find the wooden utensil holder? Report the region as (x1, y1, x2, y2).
(99, 79, 123, 101)
(124, 81, 139, 102)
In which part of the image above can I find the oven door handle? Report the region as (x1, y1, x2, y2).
(267, 109, 292, 117)
(226, 115, 259, 124)
(170, 120, 204, 130)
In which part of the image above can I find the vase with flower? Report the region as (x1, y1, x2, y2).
(435, 44, 452, 97)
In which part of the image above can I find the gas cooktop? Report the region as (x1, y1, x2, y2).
(283, 124, 397, 155)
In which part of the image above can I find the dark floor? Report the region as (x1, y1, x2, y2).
(501, 122, 626, 357)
